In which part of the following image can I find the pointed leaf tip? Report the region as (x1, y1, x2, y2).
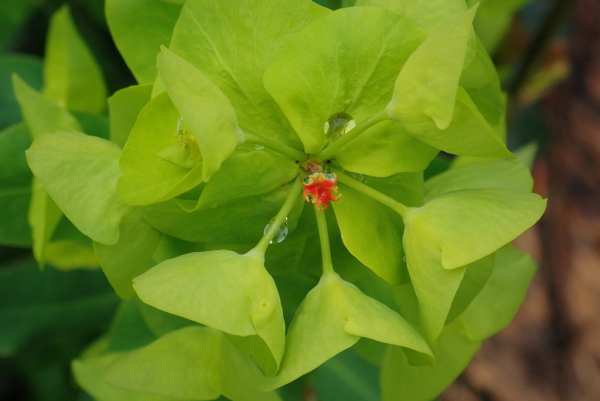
(402, 184, 544, 343)
(157, 47, 240, 182)
(44, 5, 107, 114)
(133, 249, 285, 373)
(12, 74, 81, 138)
(26, 131, 128, 245)
(260, 273, 432, 390)
(388, 5, 478, 130)
(407, 189, 546, 270)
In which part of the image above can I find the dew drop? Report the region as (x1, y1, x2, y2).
(254, 145, 265, 150)
(324, 112, 356, 143)
(264, 217, 289, 244)
(403, 256, 407, 262)
(323, 172, 336, 182)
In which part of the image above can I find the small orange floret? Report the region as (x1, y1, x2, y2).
(302, 171, 341, 211)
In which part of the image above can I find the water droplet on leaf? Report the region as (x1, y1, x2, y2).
(403, 256, 407, 262)
(323, 172, 336, 182)
(264, 217, 289, 244)
(324, 112, 356, 143)
(254, 145, 265, 150)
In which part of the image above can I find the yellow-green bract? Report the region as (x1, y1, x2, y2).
(9, 0, 547, 400)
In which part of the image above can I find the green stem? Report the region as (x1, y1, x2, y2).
(244, 132, 307, 162)
(332, 167, 408, 217)
(315, 109, 388, 161)
(314, 208, 334, 275)
(255, 174, 304, 252)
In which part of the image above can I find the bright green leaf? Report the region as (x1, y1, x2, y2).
(196, 149, 299, 210)
(26, 131, 130, 245)
(386, 6, 477, 130)
(350, 268, 402, 321)
(445, 253, 494, 324)
(117, 92, 204, 206)
(28, 178, 63, 266)
(108, 84, 153, 148)
(459, 39, 504, 129)
(381, 5, 511, 158)
(44, 240, 100, 270)
(424, 158, 534, 201)
(260, 273, 431, 390)
(0, 54, 43, 130)
(402, 224, 467, 342)
(397, 87, 511, 157)
(406, 188, 547, 269)
(73, 353, 181, 401)
(43, 6, 107, 114)
(401, 188, 544, 341)
(12, 74, 82, 137)
(141, 186, 293, 244)
(380, 320, 481, 401)
(332, 184, 406, 284)
(104, 326, 281, 401)
(12, 75, 88, 266)
(133, 249, 285, 374)
(354, 0, 467, 33)
(335, 120, 438, 177)
(157, 47, 242, 181)
(170, 0, 328, 149)
(264, 7, 427, 154)
(459, 245, 537, 341)
(94, 209, 162, 299)
(106, 0, 182, 84)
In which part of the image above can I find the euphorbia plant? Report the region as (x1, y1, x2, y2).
(15, 0, 546, 400)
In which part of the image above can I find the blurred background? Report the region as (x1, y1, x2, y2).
(0, 0, 598, 400)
